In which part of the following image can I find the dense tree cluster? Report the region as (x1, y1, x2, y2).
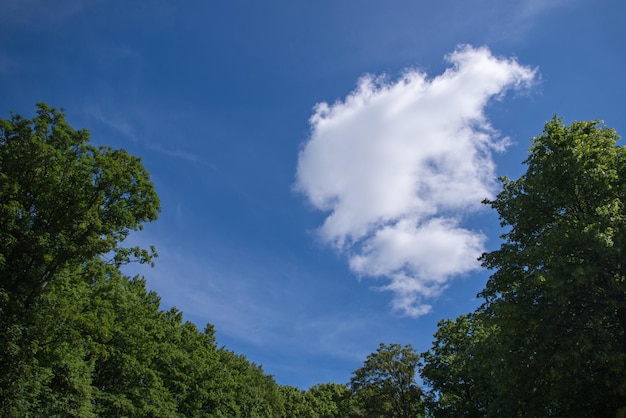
(3, 105, 624, 416)
(0, 104, 426, 417)
(0, 105, 288, 417)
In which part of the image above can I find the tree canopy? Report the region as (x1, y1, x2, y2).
(350, 343, 424, 418)
(0, 105, 285, 416)
(421, 117, 626, 416)
(0, 103, 160, 310)
(480, 117, 626, 415)
(1, 103, 421, 417)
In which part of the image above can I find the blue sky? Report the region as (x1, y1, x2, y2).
(1, 0, 624, 389)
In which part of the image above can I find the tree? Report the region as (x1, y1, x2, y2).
(280, 386, 317, 418)
(0, 103, 160, 310)
(214, 348, 285, 417)
(152, 314, 222, 417)
(306, 383, 355, 418)
(350, 343, 424, 418)
(0, 260, 101, 417)
(89, 269, 178, 417)
(1, 104, 320, 416)
(420, 313, 498, 417)
(0, 104, 160, 415)
(478, 117, 626, 415)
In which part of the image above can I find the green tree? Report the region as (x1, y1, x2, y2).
(350, 343, 424, 418)
(0, 103, 159, 309)
(0, 261, 101, 417)
(478, 117, 626, 416)
(0, 103, 311, 417)
(306, 383, 355, 418)
(90, 269, 178, 417)
(0, 104, 160, 416)
(213, 348, 284, 417)
(420, 313, 498, 417)
(152, 313, 222, 417)
(280, 385, 317, 418)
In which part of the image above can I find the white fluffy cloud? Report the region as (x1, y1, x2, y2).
(295, 45, 536, 317)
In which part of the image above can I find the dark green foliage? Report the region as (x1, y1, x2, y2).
(420, 313, 497, 417)
(0, 103, 410, 418)
(479, 117, 626, 416)
(306, 383, 354, 418)
(0, 104, 160, 416)
(0, 103, 159, 309)
(212, 348, 285, 417)
(278, 383, 355, 418)
(350, 343, 425, 418)
(0, 263, 99, 417)
(0, 104, 289, 417)
(280, 386, 317, 417)
(420, 117, 626, 417)
(90, 270, 178, 417)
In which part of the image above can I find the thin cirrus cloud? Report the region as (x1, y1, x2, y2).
(295, 45, 536, 317)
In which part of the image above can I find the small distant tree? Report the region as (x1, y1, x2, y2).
(350, 343, 424, 418)
(420, 313, 498, 417)
(307, 383, 355, 418)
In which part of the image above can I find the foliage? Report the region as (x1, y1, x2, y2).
(280, 386, 317, 418)
(420, 313, 498, 417)
(306, 383, 354, 418)
(0, 262, 99, 417)
(420, 117, 626, 417)
(0, 104, 159, 416)
(350, 343, 425, 418)
(0, 104, 290, 417)
(0, 103, 159, 309)
(479, 117, 626, 415)
(213, 348, 285, 417)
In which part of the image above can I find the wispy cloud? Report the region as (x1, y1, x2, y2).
(0, 53, 20, 76)
(87, 107, 140, 142)
(516, 0, 572, 26)
(147, 143, 200, 163)
(295, 45, 536, 317)
(491, 0, 574, 41)
(85, 107, 200, 163)
(122, 233, 387, 366)
(0, 0, 88, 27)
